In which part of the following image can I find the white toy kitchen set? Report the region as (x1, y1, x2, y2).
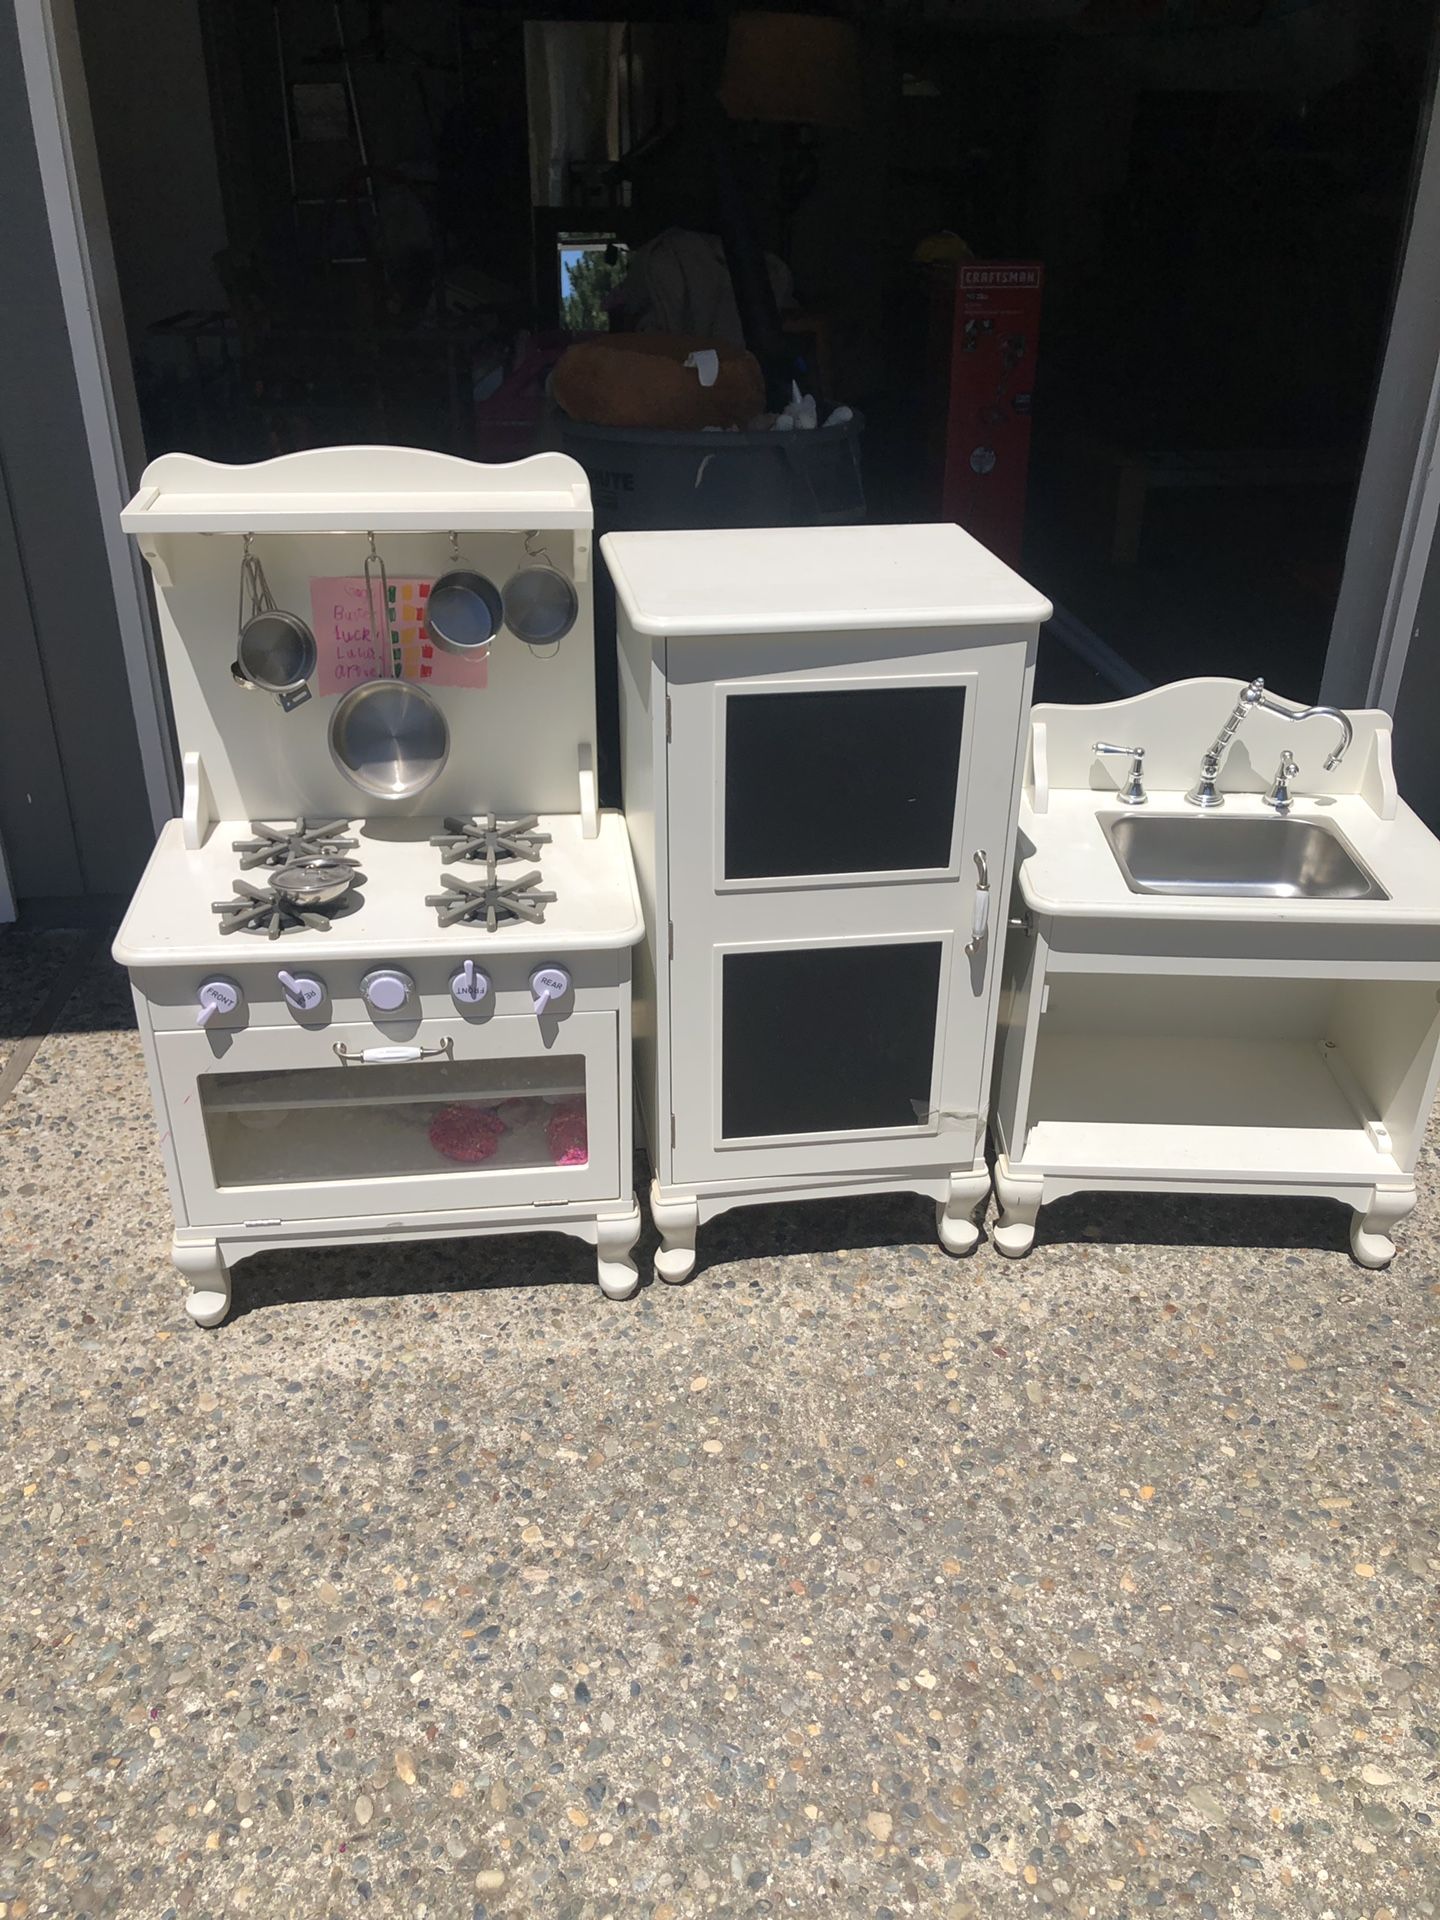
(114, 447, 644, 1325)
(114, 446, 1440, 1325)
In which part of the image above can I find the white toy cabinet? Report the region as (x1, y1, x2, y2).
(608, 522, 1052, 1281)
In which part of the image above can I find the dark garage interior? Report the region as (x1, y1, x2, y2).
(76, 0, 1437, 717)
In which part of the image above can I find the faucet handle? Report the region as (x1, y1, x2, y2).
(1093, 741, 1147, 806)
(1264, 749, 1300, 815)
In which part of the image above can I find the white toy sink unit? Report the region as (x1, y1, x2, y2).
(990, 675, 1440, 1268)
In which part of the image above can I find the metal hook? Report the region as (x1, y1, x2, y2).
(237, 532, 274, 627)
(523, 529, 554, 568)
(448, 530, 460, 564)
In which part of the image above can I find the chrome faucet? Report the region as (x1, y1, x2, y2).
(1186, 677, 1354, 808)
(1293, 702, 1355, 768)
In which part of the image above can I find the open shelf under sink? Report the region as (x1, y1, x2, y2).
(1023, 1033, 1403, 1181)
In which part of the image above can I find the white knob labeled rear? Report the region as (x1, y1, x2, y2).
(362, 967, 415, 1016)
(196, 977, 241, 1028)
(530, 965, 571, 1016)
(277, 969, 325, 1013)
(450, 959, 491, 1006)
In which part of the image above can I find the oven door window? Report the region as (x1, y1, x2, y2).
(724, 685, 966, 880)
(721, 943, 942, 1139)
(198, 1054, 589, 1186)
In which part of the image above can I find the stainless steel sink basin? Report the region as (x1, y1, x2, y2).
(1101, 813, 1388, 901)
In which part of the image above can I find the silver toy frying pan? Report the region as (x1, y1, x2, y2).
(328, 533, 450, 801)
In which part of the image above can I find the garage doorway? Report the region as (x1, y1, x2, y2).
(43, 0, 1440, 746)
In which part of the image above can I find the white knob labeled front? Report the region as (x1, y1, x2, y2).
(530, 965, 571, 1017)
(450, 960, 491, 1006)
(195, 977, 241, 1028)
(362, 968, 415, 1016)
(276, 969, 325, 1014)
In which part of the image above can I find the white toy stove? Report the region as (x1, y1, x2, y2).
(115, 448, 642, 1324)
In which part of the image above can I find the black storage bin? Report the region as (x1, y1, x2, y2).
(561, 413, 865, 804)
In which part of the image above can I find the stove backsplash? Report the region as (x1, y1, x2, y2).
(128, 451, 599, 828)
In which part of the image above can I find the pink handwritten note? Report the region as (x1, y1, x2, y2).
(310, 576, 489, 695)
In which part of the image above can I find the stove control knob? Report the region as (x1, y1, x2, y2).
(530, 965, 571, 1017)
(195, 977, 241, 1028)
(276, 970, 325, 1015)
(362, 967, 415, 1017)
(450, 960, 492, 1006)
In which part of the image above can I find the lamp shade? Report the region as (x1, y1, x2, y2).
(718, 11, 864, 130)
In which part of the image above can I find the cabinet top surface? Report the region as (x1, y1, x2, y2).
(602, 523, 1052, 636)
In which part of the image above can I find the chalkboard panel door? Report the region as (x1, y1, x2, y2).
(663, 631, 1027, 1186)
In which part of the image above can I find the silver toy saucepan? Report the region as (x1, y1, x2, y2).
(503, 532, 579, 647)
(231, 534, 318, 711)
(426, 532, 504, 657)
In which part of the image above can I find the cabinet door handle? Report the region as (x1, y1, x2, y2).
(965, 849, 991, 956)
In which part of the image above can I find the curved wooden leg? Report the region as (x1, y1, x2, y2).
(937, 1167, 990, 1255)
(596, 1201, 642, 1300)
(651, 1182, 699, 1285)
(174, 1238, 231, 1327)
(1349, 1182, 1415, 1270)
(991, 1160, 1043, 1258)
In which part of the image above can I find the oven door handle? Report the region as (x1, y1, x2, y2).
(333, 1039, 455, 1065)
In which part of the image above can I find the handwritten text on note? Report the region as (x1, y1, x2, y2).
(310, 576, 489, 695)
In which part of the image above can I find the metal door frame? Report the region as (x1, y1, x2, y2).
(1322, 42, 1440, 714)
(13, 0, 176, 833)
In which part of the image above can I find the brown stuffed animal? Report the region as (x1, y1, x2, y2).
(552, 333, 764, 432)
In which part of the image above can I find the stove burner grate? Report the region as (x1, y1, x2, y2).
(430, 812, 551, 867)
(233, 818, 360, 870)
(426, 866, 557, 932)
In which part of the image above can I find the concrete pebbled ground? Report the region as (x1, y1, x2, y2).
(1, 931, 1437, 1920)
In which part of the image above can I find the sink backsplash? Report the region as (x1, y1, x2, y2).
(1026, 675, 1397, 819)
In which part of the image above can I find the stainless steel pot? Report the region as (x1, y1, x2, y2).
(234, 610, 318, 705)
(503, 559, 578, 646)
(232, 536, 317, 710)
(328, 534, 451, 800)
(427, 536, 503, 656)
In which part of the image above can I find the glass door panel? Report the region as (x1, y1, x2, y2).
(200, 1052, 589, 1187)
(721, 942, 943, 1140)
(723, 685, 967, 879)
